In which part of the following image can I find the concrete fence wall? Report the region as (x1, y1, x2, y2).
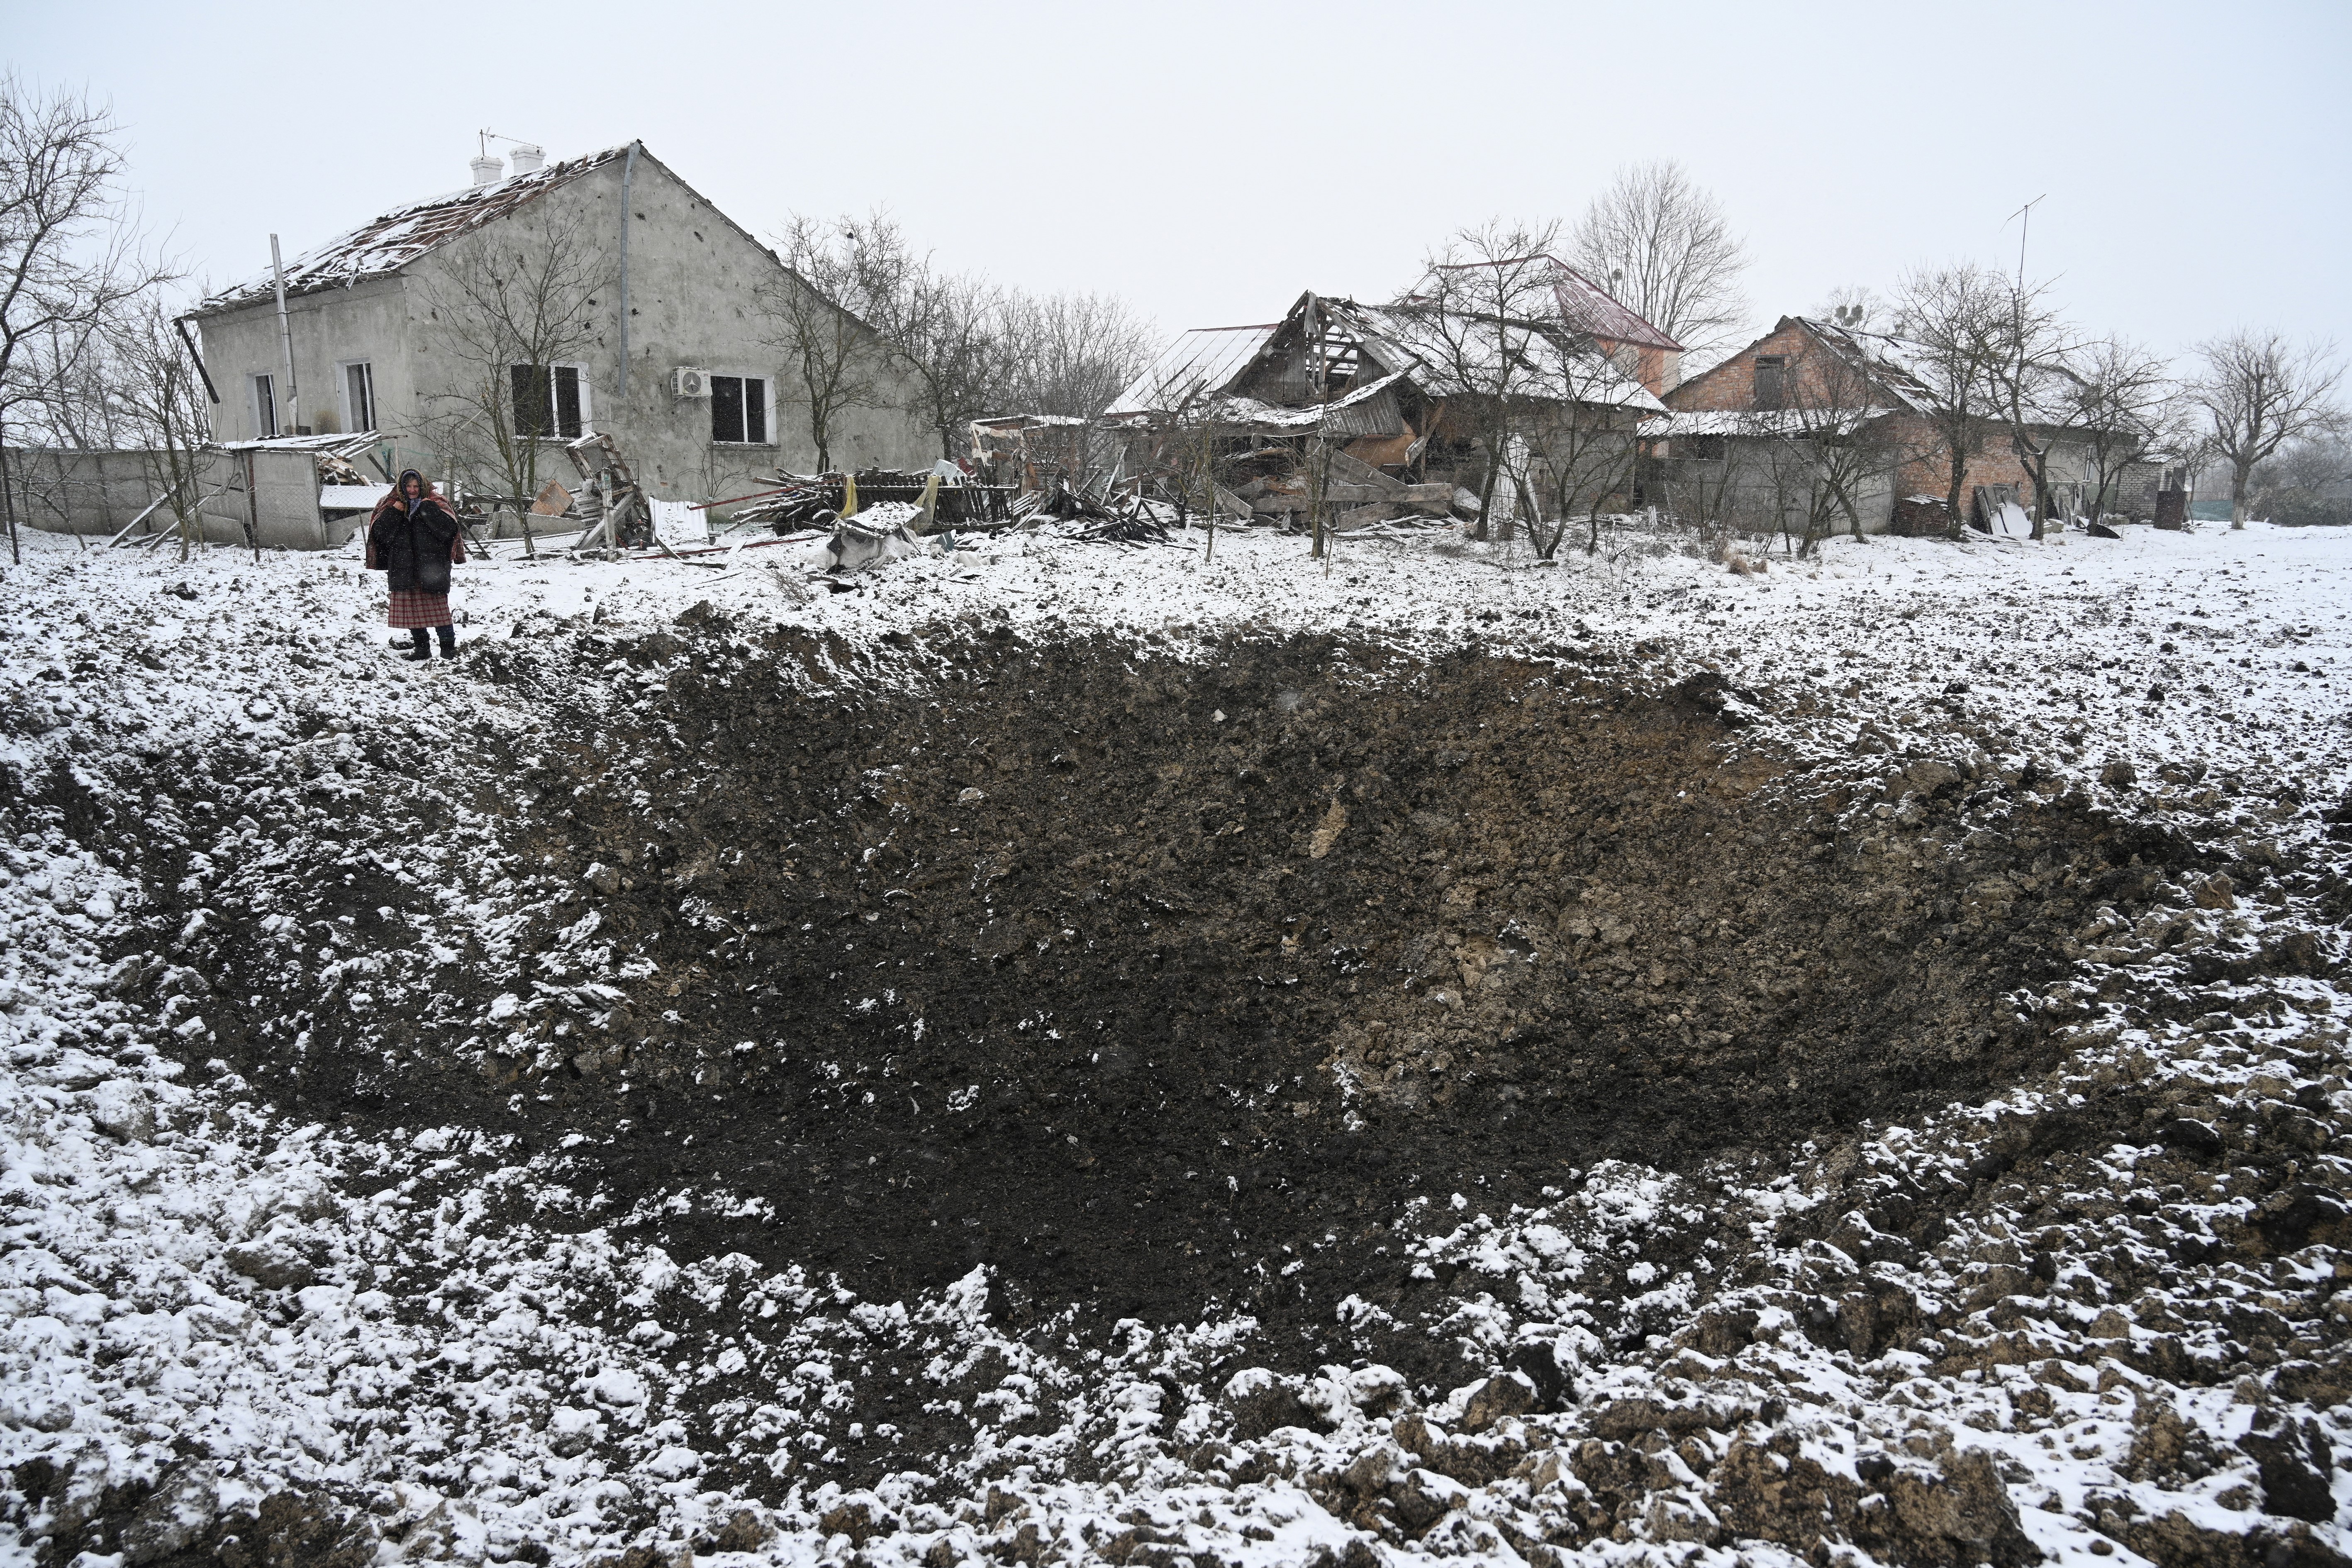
(8, 447, 356, 550)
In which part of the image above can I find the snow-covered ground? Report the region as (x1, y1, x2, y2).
(2, 515, 2348, 1566)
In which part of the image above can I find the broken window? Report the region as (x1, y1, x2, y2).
(711, 375, 770, 445)
(342, 361, 376, 433)
(1754, 355, 1787, 410)
(510, 364, 587, 438)
(253, 373, 278, 438)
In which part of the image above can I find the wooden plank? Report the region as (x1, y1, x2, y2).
(1325, 447, 1404, 495)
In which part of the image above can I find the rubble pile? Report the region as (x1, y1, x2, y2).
(734, 470, 1017, 536)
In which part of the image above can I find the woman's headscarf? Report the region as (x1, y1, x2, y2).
(372, 469, 436, 526)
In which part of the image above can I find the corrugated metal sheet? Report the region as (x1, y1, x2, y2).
(1212, 373, 1409, 437)
(1102, 323, 1280, 419)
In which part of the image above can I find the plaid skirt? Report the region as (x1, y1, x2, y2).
(387, 589, 453, 630)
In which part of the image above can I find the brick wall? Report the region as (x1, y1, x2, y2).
(1663, 321, 1818, 411)
(1670, 321, 2038, 510)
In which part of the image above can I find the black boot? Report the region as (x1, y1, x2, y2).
(436, 625, 459, 659)
(401, 628, 431, 661)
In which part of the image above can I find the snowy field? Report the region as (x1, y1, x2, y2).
(2, 515, 2350, 1566)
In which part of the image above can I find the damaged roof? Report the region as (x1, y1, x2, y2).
(1102, 323, 1282, 421)
(1786, 316, 1938, 413)
(1641, 407, 1894, 439)
(193, 146, 630, 316)
(1106, 287, 1662, 431)
(1401, 256, 1684, 353)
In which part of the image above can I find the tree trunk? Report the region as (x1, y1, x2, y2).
(2231, 457, 2253, 528)
(1471, 452, 1498, 543)
(0, 428, 19, 566)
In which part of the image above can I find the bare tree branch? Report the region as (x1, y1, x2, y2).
(2189, 330, 2346, 527)
(0, 74, 178, 561)
(415, 204, 610, 557)
(1569, 160, 1750, 365)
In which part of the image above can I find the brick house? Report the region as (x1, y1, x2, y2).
(1652, 315, 2122, 535)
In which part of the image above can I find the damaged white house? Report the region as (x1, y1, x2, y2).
(187, 142, 932, 516)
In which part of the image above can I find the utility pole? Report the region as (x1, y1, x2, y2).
(2003, 194, 2049, 540)
(269, 235, 300, 438)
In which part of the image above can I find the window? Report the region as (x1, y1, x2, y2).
(1683, 435, 1726, 462)
(710, 374, 770, 445)
(510, 363, 588, 438)
(1754, 355, 1787, 410)
(342, 361, 377, 432)
(253, 373, 278, 438)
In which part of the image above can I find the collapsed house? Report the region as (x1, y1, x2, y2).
(1102, 259, 1674, 533)
(1650, 314, 2167, 537)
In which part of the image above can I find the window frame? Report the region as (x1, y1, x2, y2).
(252, 373, 278, 438)
(508, 361, 594, 440)
(339, 359, 377, 433)
(1753, 355, 1788, 411)
(708, 372, 775, 446)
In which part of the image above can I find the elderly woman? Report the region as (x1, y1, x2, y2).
(366, 470, 466, 660)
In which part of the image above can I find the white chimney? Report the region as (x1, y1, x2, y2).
(507, 143, 545, 176)
(469, 153, 505, 187)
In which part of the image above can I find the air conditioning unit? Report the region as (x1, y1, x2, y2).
(671, 367, 710, 398)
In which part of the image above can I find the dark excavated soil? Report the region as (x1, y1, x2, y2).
(159, 628, 2144, 1342)
(25, 611, 2337, 1561)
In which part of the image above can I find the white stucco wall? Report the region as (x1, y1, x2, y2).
(190, 151, 934, 509)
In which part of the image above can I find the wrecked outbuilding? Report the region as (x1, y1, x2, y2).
(1103, 260, 1674, 534)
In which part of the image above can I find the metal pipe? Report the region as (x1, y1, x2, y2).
(617, 142, 638, 410)
(615, 142, 639, 565)
(269, 235, 300, 437)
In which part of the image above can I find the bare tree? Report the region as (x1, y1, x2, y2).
(2189, 331, 2346, 527)
(2067, 337, 2177, 523)
(988, 288, 1155, 485)
(810, 211, 1014, 460)
(1777, 341, 1899, 555)
(1569, 160, 1750, 365)
(890, 270, 1016, 460)
(2252, 435, 2352, 527)
(763, 214, 890, 474)
(1813, 285, 1887, 331)
(996, 289, 1156, 419)
(1894, 262, 2013, 541)
(104, 297, 211, 555)
(0, 77, 175, 561)
(1518, 322, 1647, 559)
(415, 206, 609, 556)
(1396, 222, 1562, 541)
(1984, 276, 2074, 540)
(772, 210, 1151, 475)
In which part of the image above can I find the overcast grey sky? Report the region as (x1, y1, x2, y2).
(12, 0, 2349, 370)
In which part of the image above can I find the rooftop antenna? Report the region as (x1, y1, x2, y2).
(2003, 193, 2047, 290)
(476, 129, 546, 178)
